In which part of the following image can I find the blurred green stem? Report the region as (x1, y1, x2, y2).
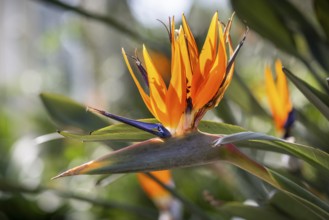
(33, 0, 144, 42)
(32, 0, 169, 52)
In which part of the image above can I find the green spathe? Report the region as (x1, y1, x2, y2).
(53, 132, 221, 178)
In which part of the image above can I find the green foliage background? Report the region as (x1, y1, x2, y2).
(0, 0, 328, 219)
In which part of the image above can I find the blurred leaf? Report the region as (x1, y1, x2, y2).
(269, 0, 329, 73)
(314, 0, 329, 39)
(218, 143, 329, 217)
(296, 110, 329, 151)
(231, 0, 329, 89)
(283, 68, 329, 121)
(40, 93, 108, 131)
(213, 98, 238, 125)
(231, 168, 270, 202)
(227, 73, 270, 119)
(220, 202, 289, 220)
(223, 151, 329, 218)
(231, 0, 298, 56)
(268, 169, 329, 218)
(0, 179, 156, 219)
(270, 192, 325, 220)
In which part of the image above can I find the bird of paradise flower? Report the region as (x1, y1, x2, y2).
(265, 59, 295, 139)
(265, 59, 299, 174)
(53, 12, 248, 184)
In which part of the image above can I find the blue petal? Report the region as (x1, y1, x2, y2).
(88, 107, 171, 138)
(284, 108, 296, 130)
(283, 108, 296, 139)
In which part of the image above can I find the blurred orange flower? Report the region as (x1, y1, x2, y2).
(137, 171, 173, 210)
(265, 59, 293, 132)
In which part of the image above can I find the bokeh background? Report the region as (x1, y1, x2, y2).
(1, 0, 328, 219)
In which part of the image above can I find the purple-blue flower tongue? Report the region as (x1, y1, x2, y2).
(283, 108, 296, 139)
(88, 106, 171, 138)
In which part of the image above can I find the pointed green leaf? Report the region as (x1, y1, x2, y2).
(270, 141, 329, 173)
(40, 93, 108, 131)
(58, 119, 246, 142)
(92, 118, 158, 135)
(59, 130, 154, 142)
(213, 131, 329, 173)
(283, 68, 329, 120)
(213, 131, 283, 145)
(59, 119, 157, 142)
(201, 123, 329, 174)
(268, 0, 329, 73)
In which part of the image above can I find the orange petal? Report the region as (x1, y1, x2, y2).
(177, 25, 192, 93)
(166, 39, 186, 129)
(218, 21, 227, 73)
(275, 60, 292, 114)
(213, 33, 235, 106)
(143, 45, 169, 125)
(170, 16, 176, 49)
(137, 170, 172, 200)
(122, 48, 152, 114)
(265, 65, 285, 129)
(182, 14, 199, 74)
(199, 12, 219, 76)
(193, 21, 229, 109)
(212, 14, 235, 105)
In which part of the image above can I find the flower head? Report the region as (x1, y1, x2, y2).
(51, 12, 246, 181)
(123, 12, 243, 136)
(265, 59, 293, 133)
